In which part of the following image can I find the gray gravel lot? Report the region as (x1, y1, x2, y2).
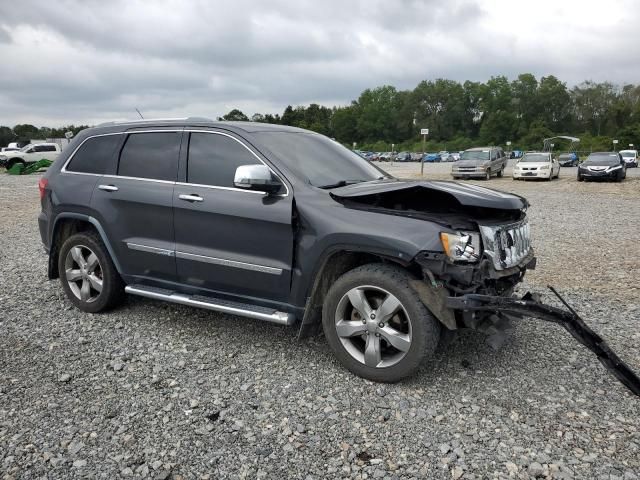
(1, 168, 639, 479)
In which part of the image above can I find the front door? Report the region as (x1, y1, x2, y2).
(173, 131, 293, 303)
(91, 130, 182, 283)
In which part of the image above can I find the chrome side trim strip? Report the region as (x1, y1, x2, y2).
(175, 181, 265, 195)
(125, 286, 293, 325)
(175, 251, 283, 275)
(126, 242, 175, 256)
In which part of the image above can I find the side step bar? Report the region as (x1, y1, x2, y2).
(125, 285, 294, 326)
(446, 287, 640, 397)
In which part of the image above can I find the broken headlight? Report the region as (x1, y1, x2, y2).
(440, 232, 481, 263)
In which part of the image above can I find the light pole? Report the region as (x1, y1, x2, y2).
(506, 140, 511, 158)
(613, 139, 619, 151)
(420, 128, 429, 175)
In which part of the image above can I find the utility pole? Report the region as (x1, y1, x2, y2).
(420, 128, 429, 175)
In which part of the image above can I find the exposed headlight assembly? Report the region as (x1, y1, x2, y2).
(440, 232, 480, 263)
(540, 165, 550, 170)
(607, 165, 622, 171)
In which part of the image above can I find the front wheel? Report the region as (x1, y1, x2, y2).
(322, 264, 441, 383)
(58, 232, 125, 313)
(485, 170, 491, 180)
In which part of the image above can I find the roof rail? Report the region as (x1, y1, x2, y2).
(96, 117, 214, 127)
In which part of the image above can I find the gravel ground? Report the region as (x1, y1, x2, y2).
(1, 168, 639, 479)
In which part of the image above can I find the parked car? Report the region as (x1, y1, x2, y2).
(558, 152, 580, 167)
(451, 152, 461, 161)
(423, 152, 441, 163)
(578, 152, 627, 182)
(38, 118, 536, 382)
(512, 152, 560, 181)
(619, 149, 638, 168)
(410, 152, 423, 161)
(1, 147, 20, 153)
(395, 151, 412, 162)
(451, 147, 508, 180)
(439, 151, 454, 162)
(509, 150, 523, 159)
(0, 142, 62, 169)
(379, 152, 393, 162)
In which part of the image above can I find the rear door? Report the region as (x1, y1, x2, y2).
(173, 130, 294, 303)
(91, 129, 182, 283)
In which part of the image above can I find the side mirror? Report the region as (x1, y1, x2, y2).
(234, 164, 282, 194)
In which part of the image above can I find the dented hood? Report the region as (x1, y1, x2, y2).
(330, 179, 528, 211)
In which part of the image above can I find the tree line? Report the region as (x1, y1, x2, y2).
(3, 74, 640, 153)
(221, 74, 640, 153)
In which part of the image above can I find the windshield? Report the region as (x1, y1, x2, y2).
(460, 150, 489, 161)
(583, 153, 621, 166)
(619, 150, 636, 158)
(253, 132, 387, 188)
(520, 153, 551, 163)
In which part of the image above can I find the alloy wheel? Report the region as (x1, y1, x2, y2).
(64, 245, 103, 303)
(334, 286, 412, 368)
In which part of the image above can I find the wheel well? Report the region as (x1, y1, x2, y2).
(48, 218, 98, 279)
(297, 250, 417, 338)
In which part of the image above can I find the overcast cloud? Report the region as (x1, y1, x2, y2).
(0, 0, 638, 126)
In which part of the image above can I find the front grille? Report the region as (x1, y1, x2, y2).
(479, 220, 532, 270)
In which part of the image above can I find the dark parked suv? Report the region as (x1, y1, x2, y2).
(38, 118, 536, 382)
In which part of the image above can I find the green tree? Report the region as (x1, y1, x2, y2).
(219, 109, 249, 121)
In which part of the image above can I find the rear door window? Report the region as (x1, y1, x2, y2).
(118, 132, 181, 181)
(66, 135, 122, 175)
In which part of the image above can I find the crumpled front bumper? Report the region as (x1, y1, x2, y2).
(446, 289, 640, 397)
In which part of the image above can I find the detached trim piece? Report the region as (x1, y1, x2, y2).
(175, 251, 283, 275)
(446, 288, 640, 397)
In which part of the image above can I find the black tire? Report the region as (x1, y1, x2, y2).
(58, 231, 125, 313)
(322, 263, 441, 383)
(497, 167, 504, 178)
(7, 159, 25, 170)
(577, 174, 583, 182)
(485, 170, 491, 180)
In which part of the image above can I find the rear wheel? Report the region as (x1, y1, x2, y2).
(7, 159, 25, 170)
(58, 232, 125, 313)
(322, 264, 440, 383)
(497, 167, 504, 178)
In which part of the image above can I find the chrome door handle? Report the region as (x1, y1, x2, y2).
(178, 194, 203, 202)
(98, 184, 118, 192)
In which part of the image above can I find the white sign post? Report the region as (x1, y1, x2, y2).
(420, 129, 429, 175)
(613, 139, 619, 150)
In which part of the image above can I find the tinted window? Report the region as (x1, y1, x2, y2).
(187, 132, 258, 187)
(67, 135, 122, 174)
(44, 145, 57, 152)
(118, 132, 181, 181)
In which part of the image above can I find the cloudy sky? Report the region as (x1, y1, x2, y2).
(0, 0, 637, 126)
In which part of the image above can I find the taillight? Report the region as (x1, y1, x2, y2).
(38, 178, 49, 199)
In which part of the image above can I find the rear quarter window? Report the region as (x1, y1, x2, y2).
(66, 135, 122, 175)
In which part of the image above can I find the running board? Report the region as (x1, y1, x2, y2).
(125, 285, 294, 326)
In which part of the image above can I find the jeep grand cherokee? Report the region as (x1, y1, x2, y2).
(38, 118, 536, 383)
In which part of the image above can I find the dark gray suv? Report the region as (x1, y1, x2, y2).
(38, 118, 536, 382)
